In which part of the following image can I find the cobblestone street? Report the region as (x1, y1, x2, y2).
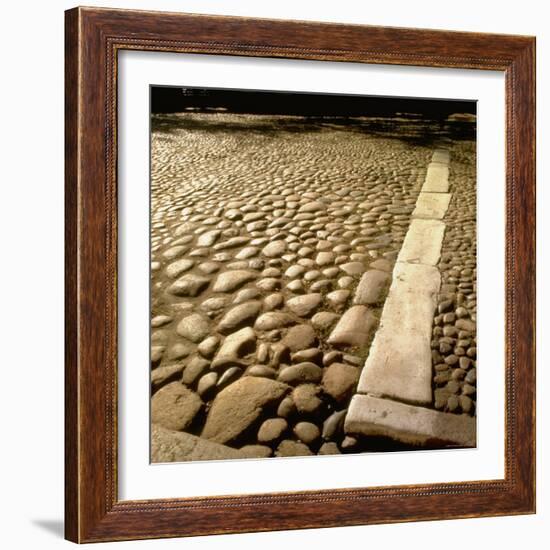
(149, 112, 476, 461)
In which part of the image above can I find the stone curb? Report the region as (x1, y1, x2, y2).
(422, 163, 450, 193)
(356, 261, 440, 405)
(412, 192, 452, 219)
(344, 394, 476, 448)
(344, 148, 462, 447)
(396, 218, 445, 266)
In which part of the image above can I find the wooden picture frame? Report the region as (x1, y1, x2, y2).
(65, 6, 536, 543)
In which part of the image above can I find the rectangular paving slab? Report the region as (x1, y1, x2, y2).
(356, 261, 440, 406)
(422, 162, 450, 193)
(396, 218, 445, 266)
(431, 149, 450, 164)
(412, 192, 452, 219)
(344, 394, 476, 447)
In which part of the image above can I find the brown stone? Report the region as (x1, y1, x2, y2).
(151, 382, 202, 431)
(201, 377, 289, 444)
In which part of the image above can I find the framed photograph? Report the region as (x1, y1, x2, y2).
(65, 6, 535, 543)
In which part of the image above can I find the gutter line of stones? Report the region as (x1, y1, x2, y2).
(344, 148, 476, 448)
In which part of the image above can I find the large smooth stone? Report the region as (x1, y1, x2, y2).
(176, 313, 210, 343)
(151, 424, 244, 463)
(151, 382, 202, 431)
(212, 270, 257, 293)
(322, 362, 359, 402)
(286, 293, 322, 317)
(211, 327, 256, 370)
(275, 440, 313, 457)
(278, 362, 323, 385)
(327, 306, 377, 348)
(216, 301, 262, 334)
(196, 229, 222, 247)
(282, 324, 317, 352)
(201, 377, 289, 444)
(254, 312, 295, 331)
(261, 240, 287, 258)
(353, 270, 391, 305)
(168, 274, 210, 297)
(166, 258, 195, 278)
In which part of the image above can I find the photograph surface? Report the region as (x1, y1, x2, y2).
(149, 86, 477, 462)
